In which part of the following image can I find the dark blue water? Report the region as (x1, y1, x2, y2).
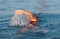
(1, 13, 60, 39)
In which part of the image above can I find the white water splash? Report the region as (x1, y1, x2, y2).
(9, 14, 30, 26)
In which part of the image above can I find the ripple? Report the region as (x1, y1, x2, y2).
(50, 37, 60, 39)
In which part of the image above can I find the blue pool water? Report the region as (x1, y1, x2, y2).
(0, 0, 60, 39)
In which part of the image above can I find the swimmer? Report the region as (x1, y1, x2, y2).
(15, 10, 37, 27)
(14, 10, 49, 35)
(14, 10, 38, 34)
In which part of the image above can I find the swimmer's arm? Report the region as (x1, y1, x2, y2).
(24, 11, 33, 19)
(16, 26, 28, 34)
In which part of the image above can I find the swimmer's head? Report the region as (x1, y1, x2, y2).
(15, 10, 24, 15)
